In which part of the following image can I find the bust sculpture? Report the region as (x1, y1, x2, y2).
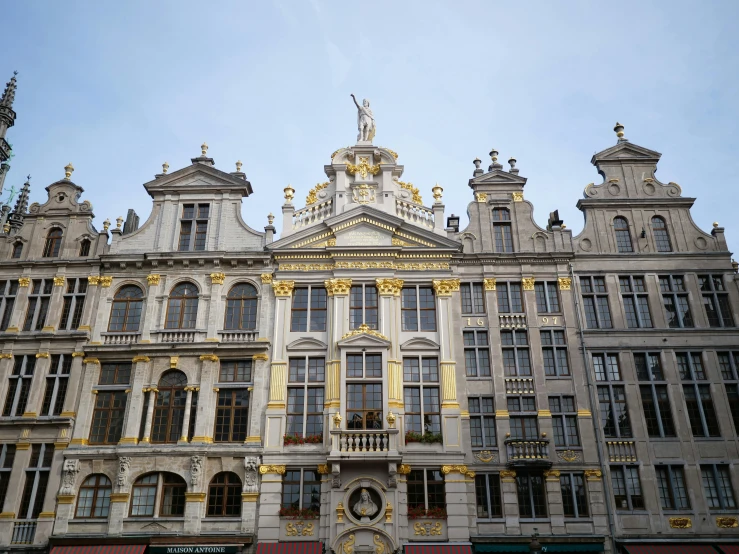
(351, 94, 376, 143)
(352, 488, 378, 520)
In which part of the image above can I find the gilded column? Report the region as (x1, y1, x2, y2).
(325, 278, 352, 409)
(377, 278, 403, 409)
(43, 275, 67, 332)
(206, 272, 225, 342)
(433, 279, 462, 452)
(140, 274, 161, 343)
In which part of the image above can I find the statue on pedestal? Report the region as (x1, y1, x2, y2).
(351, 94, 376, 143)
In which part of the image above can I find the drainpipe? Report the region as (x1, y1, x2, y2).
(569, 262, 617, 554)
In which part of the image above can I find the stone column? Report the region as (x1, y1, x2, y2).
(140, 274, 161, 343)
(5, 276, 31, 332)
(0, 442, 30, 516)
(500, 469, 520, 535)
(0, 354, 15, 418)
(140, 388, 158, 443)
(247, 354, 270, 444)
(584, 469, 609, 536)
(69, 358, 101, 446)
(60, 352, 86, 417)
(119, 357, 151, 444)
(191, 355, 219, 444)
(35, 446, 66, 543)
(377, 279, 404, 411)
(433, 279, 462, 451)
(183, 493, 204, 535)
(107, 492, 130, 536)
(179, 387, 195, 443)
(324, 279, 352, 411)
(77, 275, 101, 333)
(441, 466, 472, 542)
(241, 459, 259, 534)
(206, 272, 225, 341)
(23, 352, 51, 418)
(256, 465, 285, 542)
(44, 275, 67, 332)
(544, 469, 565, 535)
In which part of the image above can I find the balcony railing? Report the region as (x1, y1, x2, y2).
(499, 314, 526, 329)
(11, 521, 36, 545)
(101, 332, 141, 345)
(293, 199, 333, 230)
(156, 330, 197, 343)
(505, 438, 551, 467)
(218, 330, 259, 343)
(395, 199, 434, 229)
(330, 429, 399, 456)
(606, 440, 637, 462)
(505, 378, 534, 394)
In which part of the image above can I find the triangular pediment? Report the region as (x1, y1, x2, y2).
(338, 326, 391, 348)
(468, 169, 528, 187)
(591, 141, 662, 164)
(287, 337, 329, 351)
(142, 163, 253, 196)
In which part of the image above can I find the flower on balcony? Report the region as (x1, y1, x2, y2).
(405, 431, 443, 444)
(407, 506, 447, 519)
(278, 506, 320, 519)
(283, 433, 323, 446)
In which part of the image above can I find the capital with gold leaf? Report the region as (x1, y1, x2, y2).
(259, 465, 286, 475)
(53, 276, 65, 286)
(584, 469, 602, 481)
(272, 280, 295, 297)
(432, 279, 460, 297)
(199, 354, 219, 363)
(325, 278, 352, 296)
(147, 274, 161, 286)
(260, 274, 273, 284)
(483, 278, 496, 291)
(18, 277, 30, 287)
(99, 276, 113, 287)
(210, 272, 226, 285)
(558, 277, 572, 290)
(500, 470, 516, 482)
(376, 278, 403, 296)
(398, 464, 411, 475)
(521, 277, 535, 291)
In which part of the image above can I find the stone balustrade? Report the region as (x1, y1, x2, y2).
(293, 199, 333, 230)
(606, 440, 637, 462)
(499, 314, 527, 329)
(395, 199, 434, 229)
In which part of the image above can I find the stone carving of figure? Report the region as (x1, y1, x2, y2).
(190, 455, 203, 486)
(60, 459, 80, 495)
(244, 456, 259, 492)
(117, 457, 131, 487)
(351, 94, 376, 143)
(352, 488, 378, 520)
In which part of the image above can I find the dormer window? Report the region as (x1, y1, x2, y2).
(42, 228, 63, 257)
(10, 242, 22, 259)
(492, 208, 513, 253)
(178, 203, 210, 252)
(79, 239, 91, 257)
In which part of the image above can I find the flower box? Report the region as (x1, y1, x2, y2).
(405, 431, 443, 445)
(283, 433, 323, 446)
(279, 507, 319, 519)
(407, 506, 447, 520)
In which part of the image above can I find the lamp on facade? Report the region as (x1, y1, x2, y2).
(446, 214, 460, 232)
(529, 528, 542, 554)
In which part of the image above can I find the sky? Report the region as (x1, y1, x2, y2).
(2, 0, 739, 254)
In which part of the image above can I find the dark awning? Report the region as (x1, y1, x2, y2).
(474, 544, 604, 553)
(624, 546, 718, 554)
(255, 543, 322, 554)
(716, 546, 739, 554)
(51, 546, 147, 554)
(406, 545, 473, 554)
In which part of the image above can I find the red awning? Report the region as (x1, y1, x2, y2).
(406, 545, 473, 554)
(718, 546, 739, 554)
(51, 546, 147, 554)
(624, 546, 718, 554)
(255, 543, 322, 554)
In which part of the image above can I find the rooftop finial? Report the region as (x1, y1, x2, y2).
(236, 160, 243, 172)
(614, 122, 627, 142)
(489, 148, 498, 163)
(162, 162, 169, 174)
(267, 212, 275, 225)
(201, 142, 208, 156)
(0, 71, 17, 108)
(64, 163, 74, 180)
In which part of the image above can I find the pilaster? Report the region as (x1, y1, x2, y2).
(191, 355, 219, 444)
(107, 492, 130, 536)
(183, 493, 204, 535)
(23, 352, 51, 417)
(325, 279, 351, 410)
(544, 469, 565, 535)
(69, 358, 101, 445)
(500, 469, 520, 535)
(256, 465, 286, 542)
(433, 279, 462, 451)
(206, 272, 225, 340)
(119, 357, 151, 444)
(247, 353, 270, 444)
(6, 276, 30, 332)
(441, 466, 473, 541)
(60, 352, 86, 416)
(78, 275, 101, 332)
(265, 281, 294, 449)
(141, 274, 161, 342)
(377, 279, 403, 409)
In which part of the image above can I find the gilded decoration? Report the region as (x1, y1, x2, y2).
(441, 465, 474, 478)
(500, 470, 516, 482)
(199, 355, 219, 363)
(483, 278, 497, 291)
(18, 277, 30, 287)
(259, 465, 286, 475)
(474, 450, 498, 464)
(398, 464, 411, 475)
(376, 278, 403, 296)
(260, 274, 273, 284)
(341, 324, 389, 342)
(284, 185, 295, 202)
(279, 263, 335, 271)
(544, 470, 561, 481)
(83, 358, 100, 365)
(87, 276, 100, 285)
(285, 521, 314, 536)
(557, 450, 581, 463)
(414, 522, 443, 536)
(210, 272, 226, 285)
(521, 277, 535, 291)
(336, 502, 345, 523)
(669, 517, 692, 529)
(306, 182, 329, 205)
(147, 274, 161, 286)
(380, 147, 398, 160)
(394, 179, 422, 204)
(132, 356, 150, 363)
(432, 184, 443, 202)
(347, 157, 380, 180)
(512, 192, 524, 202)
(432, 279, 461, 297)
(272, 280, 296, 296)
(385, 502, 393, 522)
(53, 276, 65, 286)
(475, 192, 487, 203)
(373, 535, 386, 554)
(584, 469, 603, 481)
(353, 183, 376, 204)
(99, 276, 113, 287)
(342, 534, 355, 554)
(317, 464, 331, 475)
(36, 352, 49, 359)
(717, 516, 739, 528)
(558, 277, 572, 290)
(253, 353, 269, 361)
(325, 278, 352, 296)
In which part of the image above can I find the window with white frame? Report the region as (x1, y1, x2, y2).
(347, 353, 382, 430)
(287, 357, 324, 439)
(403, 357, 441, 437)
(281, 469, 320, 515)
(408, 469, 446, 516)
(178, 203, 210, 252)
(130, 472, 186, 517)
(401, 286, 436, 331)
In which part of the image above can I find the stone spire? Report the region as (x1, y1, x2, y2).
(0, 71, 17, 152)
(0, 72, 17, 108)
(9, 177, 30, 231)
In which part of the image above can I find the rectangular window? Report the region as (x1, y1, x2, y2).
(23, 279, 53, 331)
(0, 280, 17, 331)
(560, 473, 588, 518)
(178, 203, 210, 252)
(347, 352, 382, 431)
(290, 286, 327, 332)
(214, 359, 253, 442)
(699, 274, 734, 327)
(349, 284, 378, 330)
(89, 362, 130, 445)
(60, 278, 88, 330)
(580, 276, 612, 329)
(701, 465, 737, 510)
(678, 352, 720, 437)
(3, 355, 36, 417)
(535, 281, 560, 313)
(541, 329, 569, 376)
(659, 275, 693, 328)
(655, 465, 690, 510)
(497, 282, 523, 313)
(461, 283, 486, 314)
(492, 208, 514, 253)
(464, 330, 491, 377)
(0, 444, 15, 511)
(404, 357, 440, 437)
(635, 353, 675, 438)
(619, 276, 653, 328)
(593, 355, 631, 438)
(508, 396, 538, 439)
(516, 473, 547, 518)
(611, 465, 644, 510)
(281, 469, 320, 514)
(286, 357, 325, 439)
(408, 469, 445, 513)
(475, 474, 502, 519)
(41, 354, 72, 416)
(549, 396, 579, 447)
(19, 443, 53, 519)
(501, 330, 531, 376)
(401, 286, 436, 331)
(469, 397, 496, 448)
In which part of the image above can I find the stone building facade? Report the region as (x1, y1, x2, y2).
(0, 75, 736, 554)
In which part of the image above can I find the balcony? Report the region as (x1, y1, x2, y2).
(505, 378, 535, 394)
(505, 438, 552, 468)
(218, 330, 259, 343)
(329, 429, 400, 459)
(499, 314, 526, 329)
(11, 521, 36, 545)
(156, 330, 198, 343)
(606, 440, 637, 462)
(101, 332, 141, 345)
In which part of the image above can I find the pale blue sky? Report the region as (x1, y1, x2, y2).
(3, 0, 738, 253)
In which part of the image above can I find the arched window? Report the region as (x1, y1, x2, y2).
(75, 474, 112, 518)
(613, 217, 633, 253)
(11, 242, 22, 259)
(151, 371, 188, 443)
(79, 239, 91, 257)
(130, 472, 186, 517)
(492, 208, 513, 252)
(207, 472, 242, 517)
(109, 285, 144, 332)
(651, 216, 672, 252)
(225, 283, 258, 330)
(165, 282, 199, 329)
(42, 228, 63, 257)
